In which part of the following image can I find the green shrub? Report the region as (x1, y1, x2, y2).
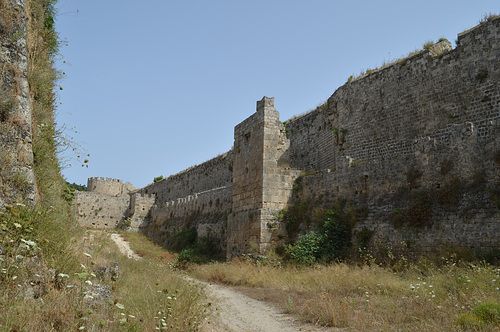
(169, 227, 197, 252)
(455, 311, 484, 329)
(456, 302, 500, 329)
(406, 166, 422, 188)
(494, 149, 500, 166)
(474, 302, 500, 324)
(280, 199, 313, 239)
(355, 226, 374, 249)
(282, 121, 290, 137)
(293, 176, 303, 191)
(153, 175, 164, 183)
(286, 209, 352, 264)
(285, 231, 323, 265)
(390, 208, 405, 229)
(176, 236, 222, 264)
(170, 227, 223, 264)
(65, 181, 87, 191)
(0, 91, 15, 122)
(318, 210, 352, 261)
(177, 247, 198, 263)
(436, 177, 463, 211)
(440, 159, 454, 175)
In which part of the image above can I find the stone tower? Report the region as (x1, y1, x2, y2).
(226, 97, 300, 257)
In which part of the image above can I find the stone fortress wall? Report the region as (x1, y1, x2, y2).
(87, 177, 136, 196)
(134, 152, 234, 248)
(137, 151, 232, 202)
(0, 0, 36, 209)
(74, 177, 153, 229)
(285, 17, 500, 252)
(74, 190, 131, 229)
(75, 17, 500, 257)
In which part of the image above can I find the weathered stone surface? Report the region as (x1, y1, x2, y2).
(0, 0, 36, 209)
(87, 177, 136, 196)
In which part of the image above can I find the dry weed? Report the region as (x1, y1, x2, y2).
(190, 260, 500, 331)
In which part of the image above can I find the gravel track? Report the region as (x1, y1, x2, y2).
(109, 232, 334, 332)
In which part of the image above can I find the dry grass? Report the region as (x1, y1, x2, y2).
(100, 232, 208, 331)
(189, 259, 500, 331)
(0, 224, 209, 331)
(121, 230, 178, 263)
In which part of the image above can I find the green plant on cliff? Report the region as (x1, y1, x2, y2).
(153, 175, 164, 183)
(66, 181, 87, 191)
(423, 40, 435, 50)
(479, 12, 500, 23)
(404, 190, 434, 228)
(355, 226, 374, 249)
(27, 0, 69, 209)
(292, 175, 303, 191)
(282, 121, 290, 137)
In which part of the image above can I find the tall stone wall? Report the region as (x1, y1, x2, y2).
(135, 151, 233, 250)
(285, 17, 500, 253)
(144, 186, 232, 249)
(138, 151, 233, 202)
(0, 0, 36, 209)
(74, 191, 130, 229)
(74, 177, 146, 230)
(128, 192, 155, 229)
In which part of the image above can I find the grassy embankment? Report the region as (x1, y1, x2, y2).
(1, 1, 208, 330)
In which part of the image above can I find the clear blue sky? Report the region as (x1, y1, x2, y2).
(55, 0, 499, 188)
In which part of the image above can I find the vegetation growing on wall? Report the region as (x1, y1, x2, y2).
(167, 226, 223, 264)
(389, 173, 499, 231)
(277, 197, 371, 264)
(345, 37, 454, 83)
(285, 209, 353, 264)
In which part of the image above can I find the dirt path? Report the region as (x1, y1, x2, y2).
(109, 233, 142, 260)
(198, 279, 331, 332)
(109, 233, 332, 332)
